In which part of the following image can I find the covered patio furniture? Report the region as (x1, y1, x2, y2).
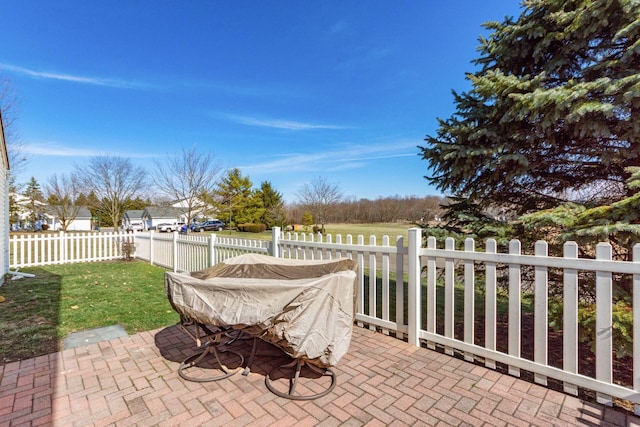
(165, 253, 358, 399)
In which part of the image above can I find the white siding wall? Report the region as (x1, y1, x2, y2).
(64, 218, 92, 231)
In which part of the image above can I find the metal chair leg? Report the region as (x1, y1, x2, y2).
(242, 337, 259, 376)
(265, 358, 337, 400)
(178, 342, 245, 383)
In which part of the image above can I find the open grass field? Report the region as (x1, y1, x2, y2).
(320, 222, 413, 243)
(207, 222, 415, 244)
(0, 260, 178, 363)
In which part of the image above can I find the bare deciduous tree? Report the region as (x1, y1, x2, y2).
(0, 74, 27, 175)
(75, 156, 146, 229)
(152, 147, 222, 228)
(296, 176, 343, 234)
(45, 173, 82, 231)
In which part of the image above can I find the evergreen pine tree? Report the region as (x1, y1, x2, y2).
(419, 0, 640, 215)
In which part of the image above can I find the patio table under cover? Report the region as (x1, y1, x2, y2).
(165, 253, 358, 368)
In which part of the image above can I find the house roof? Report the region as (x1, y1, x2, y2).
(42, 206, 93, 219)
(11, 193, 47, 206)
(124, 210, 145, 220)
(170, 197, 208, 209)
(142, 206, 186, 219)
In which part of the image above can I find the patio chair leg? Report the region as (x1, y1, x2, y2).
(265, 358, 337, 400)
(242, 337, 259, 376)
(178, 342, 244, 383)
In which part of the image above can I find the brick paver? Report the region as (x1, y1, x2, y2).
(0, 325, 638, 426)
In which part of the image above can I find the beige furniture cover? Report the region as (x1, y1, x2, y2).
(165, 253, 358, 368)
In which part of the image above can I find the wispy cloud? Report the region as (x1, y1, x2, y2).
(0, 63, 151, 90)
(178, 81, 288, 98)
(222, 114, 346, 131)
(239, 140, 416, 174)
(329, 21, 349, 35)
(23, 141, 157, 158)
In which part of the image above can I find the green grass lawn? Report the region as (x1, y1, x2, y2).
(0, 260, 178, 363)
(0, 252, 529, 366)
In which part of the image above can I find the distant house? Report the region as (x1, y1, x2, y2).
(9, 193, 47, 230)
(43, 206, 93, 231)
(123, 209, 145, 230)
(0, 112, 10, 283)
(141, 206, 187, 230)
(170, 197, 216, 222)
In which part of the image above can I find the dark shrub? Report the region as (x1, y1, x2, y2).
(237, 223, 266, 233)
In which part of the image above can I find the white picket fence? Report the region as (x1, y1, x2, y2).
(9, 227, 640, 412)
(9, 231, 133, 267)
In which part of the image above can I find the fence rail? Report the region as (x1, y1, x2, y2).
(9, 227, 640, 413)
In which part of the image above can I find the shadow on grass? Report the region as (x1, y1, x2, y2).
(0, 268, 62, 363)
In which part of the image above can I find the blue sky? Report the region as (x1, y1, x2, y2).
(1, 1, 523, 203)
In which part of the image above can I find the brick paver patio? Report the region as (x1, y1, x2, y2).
(1, 324, 639, 426)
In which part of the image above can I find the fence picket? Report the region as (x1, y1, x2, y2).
(485, 239, 497, 369)
(563, 241, 579, 395)
(425, 236, 437, 350)
(464, 238, 475, 362)
(395, 235, 405, 340)
(596, 243, 613, 405)
(508, 239, 521, 377)
(357, 235, 365, 328)
(382, 235, 390, 336)
(534, 240, 549, 386)
(635, 244, 640, 415)
(369, 235, 377, 331)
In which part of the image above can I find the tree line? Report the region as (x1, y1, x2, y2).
(286, 194, 444, 226)
(11, 150, 289, 231)
(11, 150, 442, 231)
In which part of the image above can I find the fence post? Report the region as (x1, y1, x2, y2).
(407, 227, 421, 347)
(149, 231, 155, 266)
(208, 233, 216, 267)
(444, 237, 455, 355)
(60, 231, 67, 264)
(271, 227, 280, 258)
(172, 231, 179, 272)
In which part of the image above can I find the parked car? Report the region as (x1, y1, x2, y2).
(191, 219, 226, 232)
(157, 222, 186, 232)
(126, 221, 144, 232)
